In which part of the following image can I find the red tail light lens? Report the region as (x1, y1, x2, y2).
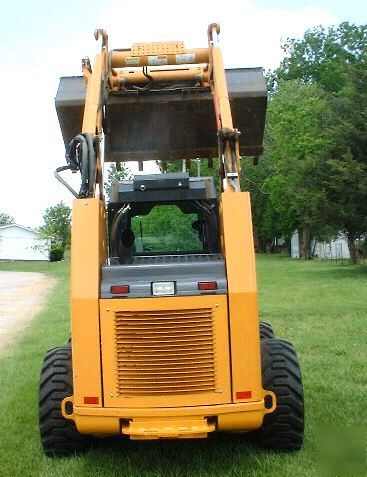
(111, 285, 130, 294)
(198, 281, 217, 291)
(236, 390, 252, 400)
(84, 396, 99, 404)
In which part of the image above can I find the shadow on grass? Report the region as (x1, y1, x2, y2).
(77, 433, 277, 476)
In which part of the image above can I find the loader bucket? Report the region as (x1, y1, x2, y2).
(55, 68, 267, 161)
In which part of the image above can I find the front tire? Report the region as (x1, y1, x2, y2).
(39, 346, 89, 456)
(256, 339, 304, 451)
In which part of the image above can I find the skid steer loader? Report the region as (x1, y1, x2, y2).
(39, 24, 304, 455)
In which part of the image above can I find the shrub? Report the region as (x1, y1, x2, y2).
(49, 241, 64, 262)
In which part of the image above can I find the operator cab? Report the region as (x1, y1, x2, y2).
(102, 173, 227, 299)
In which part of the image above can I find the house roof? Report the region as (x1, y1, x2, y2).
(0, 223, 39, 235)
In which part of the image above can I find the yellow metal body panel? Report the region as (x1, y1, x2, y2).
(211, 47, 233, 131)
(131, 41, 185, 55)
(99, 295, 231, 408)
(63, 400, 274, 436)
(70, 198, 106, 407)
(220, 191, 263, 403)
(68, 193, 270, 435)
(82, 52, 104, 134)
(121, 418, 215, 440)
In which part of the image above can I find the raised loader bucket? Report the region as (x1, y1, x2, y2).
(55, 68, 267, 161)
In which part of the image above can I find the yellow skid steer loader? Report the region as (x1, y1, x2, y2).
(39, 24, 304, 455)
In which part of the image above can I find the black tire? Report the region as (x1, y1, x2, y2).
(259, 321, 275, 340)
(39, 346, 89, 456)
(256, 339, 304, 451)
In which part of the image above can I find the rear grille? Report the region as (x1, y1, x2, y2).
(114, 308, 216, 395)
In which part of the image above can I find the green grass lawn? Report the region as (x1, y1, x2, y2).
(0, 256, 366, 477)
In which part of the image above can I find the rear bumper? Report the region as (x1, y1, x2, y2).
(62, 398, 275, 438)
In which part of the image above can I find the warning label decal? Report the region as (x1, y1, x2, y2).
(148, 55, 168, 66)
(126, 57, 141, 66)
(176, 53, 195, 64)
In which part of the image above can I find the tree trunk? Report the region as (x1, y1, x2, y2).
(346, 232, 358, 264)
(299, 229, 311, 260)
(253, 227, 260, 252)
(268, 238, 276, 254)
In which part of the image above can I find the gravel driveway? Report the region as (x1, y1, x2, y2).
(0, 271, 56, 356)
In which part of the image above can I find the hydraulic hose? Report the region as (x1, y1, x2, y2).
(59, 132, 98, 198)
(193, 200, 219, 253)
(54, 165, 79, 198)
(110, 204, 131, 258)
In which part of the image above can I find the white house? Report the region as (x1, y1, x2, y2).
(291, 231, 350, 260)
(0, 224, 49, 261)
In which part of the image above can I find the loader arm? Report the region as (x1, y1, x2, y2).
(61, 23, 248, 199)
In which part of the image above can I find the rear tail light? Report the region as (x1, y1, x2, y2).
(198, 281, 217, 291)
(111, 285, 130, 294)
(236, 390, 252, 400)
(83, 396, 99, 404)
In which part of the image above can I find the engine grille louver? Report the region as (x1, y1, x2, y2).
(113, 308, 216, 395)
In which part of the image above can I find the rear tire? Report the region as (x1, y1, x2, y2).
(259, 321, 275, 340)
(39, 346, 89, 456)
(256, 339, 304, 451)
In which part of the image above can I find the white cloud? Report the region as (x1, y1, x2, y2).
(0, 0, 336, 227)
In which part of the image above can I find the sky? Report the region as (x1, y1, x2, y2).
(0, 0, 365, 227)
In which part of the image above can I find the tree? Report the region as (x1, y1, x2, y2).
(320, 68, 367, 263)
(104, 163, 131, 197)
(39, 202, 71, 260)
(0, 213, 14, 225)
(131, 204, 202, 253)
(270, 22, 367, 262)
(273, 22, 367, 94)
(260, 80, 335, 258)
(240, 159, 281, 253)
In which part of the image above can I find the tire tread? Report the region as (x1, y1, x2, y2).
(256, 338, 304, 451)
(38, 345, 89, 456)
(260, 322, 275, 340)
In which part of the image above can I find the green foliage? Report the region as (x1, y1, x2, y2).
(148, 161, 221, 253)
(241, 160, 280, 251)
(273, 22, 367, 93)
(131, 205, 202, 252)
(49, 241, 64, 262)
(247, 80, 336, 252)
(39, 202, 71, 255)
(104, 163, 131, 197)
(262, 22, 367, 261)
(266, 80, 334, 239)
(321, 67, 367, 261)
(0, 212, 15, 225)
